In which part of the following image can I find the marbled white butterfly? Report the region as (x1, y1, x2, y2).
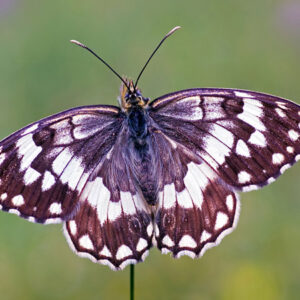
(0, 27, 299, 270)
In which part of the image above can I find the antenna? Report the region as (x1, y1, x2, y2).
(70, 39, 130, 90)
(134, 26, 181, 89)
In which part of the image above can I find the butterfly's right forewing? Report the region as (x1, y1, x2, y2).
(0, 105, 123, 223)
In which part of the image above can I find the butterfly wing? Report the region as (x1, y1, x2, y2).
(150, 88, 300, 191)
(0, 105, 123, 223)
(149, 129, 240, 257)
(64, 126, 153, 270)
(149, 88, 300, 257)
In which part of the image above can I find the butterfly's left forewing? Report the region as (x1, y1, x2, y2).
(149, 88, 300, 257)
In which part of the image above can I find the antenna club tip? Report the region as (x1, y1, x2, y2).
(166, 26, 181, 37)
(70, 40, 86, 47)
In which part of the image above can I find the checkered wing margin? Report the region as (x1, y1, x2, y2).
(0, 105, 123, 223)
(149, 88, 300, 257)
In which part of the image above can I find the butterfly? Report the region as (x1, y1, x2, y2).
(0, 26, 299, 271)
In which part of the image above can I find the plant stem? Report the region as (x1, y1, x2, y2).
(130, 264, 135, 300)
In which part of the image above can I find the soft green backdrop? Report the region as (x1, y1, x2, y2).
(0, 0, 300, 299)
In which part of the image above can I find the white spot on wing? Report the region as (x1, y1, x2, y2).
(146, 223, 153, 237)
(275, 108, 286, 118)
(49, 202, 62, 215)
(9, 209, 20, 216)
(136, 238, 148, 252)
(69, 220, 77, 235)
(116, 245, 133, 260)
(1, 193, 7, 201)
(202, 96, 226, 120)
(12, 195, 24, 207)
(267, 177, 275, 184)
(160, 183, 176, 209)
(0, 153, 6, 167)
(177, 189, 193, 209)
(178, 235, 197, 248)
(234, 91, 255, 98)
(41, 171, 56, 191)
(155, 224, 160, 237)
(24, 167, 41, 185)
(288, 129, 299, 141)
(210, 124, 234, 148)
(120, 191, 136, 215)
(16, 134, 42, 171)
(162, 235, 175, 247)
(108, 201, 122, 222)
(280, 163, 291, 174)
(182, 161, 210, 208)
(248, 130, 266, 147)
(203, 134, 231, 165)
(176, 250, 196, 259)
(277, 102, 287, 109)
(238, 99, 265, 131)
(200, 230, 211, 243)
(22, 124, 39, 135)
(84, 177, 110, 225)
(238, 171, 251, 183)
(52, 147, 73, 175)
(79, 234, 94, 250)
(215, 212, 229, 230)
(60, 156, 84, 191)
(272, 153, 284, 165)
(51, 120, 74, 145)
(226, 194, 234, 211)
(236, 139, 251, 157)
(286, 146, 294, 153)
(99, 246, 112, 257)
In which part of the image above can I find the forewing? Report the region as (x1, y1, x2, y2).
(150, 130, 240, 257)
(149, 88, 300, 191)
(64, 127, 153, 270)
(0, 105, 122, 223)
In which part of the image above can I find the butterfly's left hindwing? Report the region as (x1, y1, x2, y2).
(64, 127, 153, 270)
(0, 105, 123, 223)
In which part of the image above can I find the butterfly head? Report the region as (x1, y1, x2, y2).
(119, 79, 149, 112)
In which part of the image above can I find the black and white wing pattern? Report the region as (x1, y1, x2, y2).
(1, 86, 299, 270)
(64, 126, 152, 270)
(0, 105, 123, 223)
(149, 88, 300, 257)
(0, 105, 152, 270)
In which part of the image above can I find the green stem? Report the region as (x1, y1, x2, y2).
(130, 264, 135, 300)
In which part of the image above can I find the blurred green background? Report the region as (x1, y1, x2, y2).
(0, 0, 300, 299)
